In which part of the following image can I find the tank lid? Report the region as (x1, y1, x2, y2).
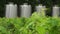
(23, 3, 28, 5)
(9, 2, 14, 4)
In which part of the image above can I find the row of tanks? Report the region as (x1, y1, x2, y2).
(5, 2, 59, 18)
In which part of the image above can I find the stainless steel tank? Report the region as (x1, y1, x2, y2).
(5, 2, 17, 18)
(52, 5, 59, 17)
(20, 3, 31, 18)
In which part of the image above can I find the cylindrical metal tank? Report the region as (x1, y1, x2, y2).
(36, 4, 43, 12)
(5, 3, 17, 18)
(35, 4, 46, 16)
(52, 6, 59, 17)
(20, 3, 31, 18)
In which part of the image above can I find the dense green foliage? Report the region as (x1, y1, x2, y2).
(0, 11, 60, 34)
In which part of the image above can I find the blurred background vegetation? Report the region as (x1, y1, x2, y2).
(0, 0, 60, 17)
